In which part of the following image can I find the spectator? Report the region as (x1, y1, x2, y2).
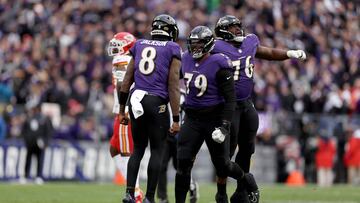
(344, 129, 360, 185)
(0, 109, 6, 141)
(315, 134, 336, 187)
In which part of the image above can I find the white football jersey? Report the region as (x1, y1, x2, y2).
(112, 54, 131, 114)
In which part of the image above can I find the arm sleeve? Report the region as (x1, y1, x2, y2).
(216, 68, 236, 122)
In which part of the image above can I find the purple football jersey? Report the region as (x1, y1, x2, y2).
(181, 52, 233, 108)
(129, 39, 181, 100)
(212, 34, 259, 101)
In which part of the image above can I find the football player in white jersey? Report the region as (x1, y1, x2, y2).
(107, 32, 143, 203)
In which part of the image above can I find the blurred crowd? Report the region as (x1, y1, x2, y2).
(0, 0, 359, 184)
(0, 0, 360, 183)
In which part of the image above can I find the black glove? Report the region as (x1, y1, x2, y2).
(221, 120, 231, 135)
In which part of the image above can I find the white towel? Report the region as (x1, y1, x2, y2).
(130, 89, 147, 119)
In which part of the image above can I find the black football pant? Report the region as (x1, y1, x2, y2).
(230, 99, 259, 172)
(157, 135, 177, 200)
(230, 99, 259, 193)
(127, 95, 169, 201)
(175, 113, 244, 203)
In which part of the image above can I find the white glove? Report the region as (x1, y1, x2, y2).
(286, 50, 306, 60)
(212, 127, 226, 143)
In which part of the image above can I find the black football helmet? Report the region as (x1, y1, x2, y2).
(187, 26, 215, 59)
(215, 15, 245, 42)
(150, 14, 179, 42)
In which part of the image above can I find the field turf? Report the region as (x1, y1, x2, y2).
(0, 182, 359, 203)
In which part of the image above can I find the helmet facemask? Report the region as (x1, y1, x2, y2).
(107, 32, 136, 56)
(150, 14, 179, 42)
(187, 26, 215, 59)
(187, 38, 214, 59)
(215, 15, 245, 43)
(107, 39, 126, 56)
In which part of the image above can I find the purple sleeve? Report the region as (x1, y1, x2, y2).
(219, 54, 233, 70)
(211, 40, 221, 54)
(170, 42, 181, 60)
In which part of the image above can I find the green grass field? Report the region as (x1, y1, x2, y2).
(1, 182, 359, 203)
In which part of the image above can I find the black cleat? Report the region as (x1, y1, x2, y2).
(123, 193, 136, 203)
(215, 193, 229, 203)
(142, 198, 155, 203)
(230, 190, 250, 203)
(248, 190, 260, 203)
(158, 198, 169, 203)
(244, 173, 260, 203)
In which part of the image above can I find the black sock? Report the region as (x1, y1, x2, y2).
(145, 192, 155, 202)
(217, 183, 227, 195)
(244, 173, 258, 192)
(236, 178, 246, 192)
(175, 172, 191, 203)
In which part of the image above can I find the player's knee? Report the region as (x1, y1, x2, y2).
(176, 159, 193, 176)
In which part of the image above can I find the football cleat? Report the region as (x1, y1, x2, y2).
(142, 198, 155, 203)
(189, 181, 199, 203)
(244, 173, 260, 203)
(230, 190, 250, 203)
(215, 192, 229, 203)
(123, 193, 136, 203)
(248, 190, 260, 203)
(158, 198, 169, 203)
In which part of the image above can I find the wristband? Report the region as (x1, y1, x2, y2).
(172, 115, 180, 122)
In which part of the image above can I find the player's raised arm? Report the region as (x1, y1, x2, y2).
(255, 45, 306, 61)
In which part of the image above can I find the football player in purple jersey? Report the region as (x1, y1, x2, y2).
(175, 26, 249, 203)
(213, 15, 307, 203)
(118, 14, 181, 203)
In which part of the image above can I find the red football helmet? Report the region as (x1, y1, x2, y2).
(107, 32, 136, 56)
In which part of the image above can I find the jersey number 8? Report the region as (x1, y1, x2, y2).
(139, 47, 156, 75)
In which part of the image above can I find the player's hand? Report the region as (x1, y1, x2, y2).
(286, 50, 306, 60)
(118, 113, 129, 125)
(212, 120, 231, 144)
(169, 122, 180, 135)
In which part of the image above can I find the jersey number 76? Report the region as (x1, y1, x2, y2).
(232, 56, 254, 80)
